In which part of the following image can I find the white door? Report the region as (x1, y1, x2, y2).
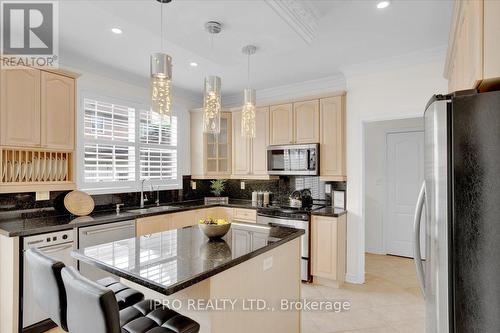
(386, 131, 425, 258)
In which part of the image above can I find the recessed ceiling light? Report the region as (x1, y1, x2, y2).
(376, 0, 391, 9)
(111, 27, 123, 34)
(189, 62, 198, 67)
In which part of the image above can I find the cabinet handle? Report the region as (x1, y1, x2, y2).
(84, 224, 134, 236)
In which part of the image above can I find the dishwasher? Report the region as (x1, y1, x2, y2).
(22, 229, 76, 330)
(78, 219, 136, 281)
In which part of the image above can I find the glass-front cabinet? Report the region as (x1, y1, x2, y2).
(205, 113, 231, 174)
(189, 110, 232, 179)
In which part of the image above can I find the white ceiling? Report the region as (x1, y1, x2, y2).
(58, 0, 453, 97)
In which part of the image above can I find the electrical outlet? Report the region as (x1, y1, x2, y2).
(240, 181, 245, 190)
(263, 257, 273, 271)
(191, 181, 196, 190)
(35, 191, 50, 201)
(325, 184, 332, 194)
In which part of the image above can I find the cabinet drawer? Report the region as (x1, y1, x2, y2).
(233, 208, 257, 222)
(136, 215, 171, 236)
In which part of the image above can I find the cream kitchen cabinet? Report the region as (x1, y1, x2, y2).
(311, 214, 346, 286)
(0, 68, 76, 150)
(233, 208, 257, 223)
(136, 214, 172, 236)
(293, 100, 319, 144)
(41, 72, 75, 150)
(270, 100, 319, 145)
(190, 111, 232, 179)
(319, 95, 346, 181)
(445, 0, 500, 92)
(231, 110, 251, 176)
(231, 106, 271, 179)
(0, 68, 41, 147)
(270, 103, 293, 145)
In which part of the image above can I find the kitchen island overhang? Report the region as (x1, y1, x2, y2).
(72, 221, 304, 333)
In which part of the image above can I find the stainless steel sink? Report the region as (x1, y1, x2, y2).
(128, 206, 180, 214)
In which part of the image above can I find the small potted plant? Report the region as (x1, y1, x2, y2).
(204, 179, 228, 204)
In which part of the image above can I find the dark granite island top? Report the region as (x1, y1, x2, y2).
(72, 222, 304, 296)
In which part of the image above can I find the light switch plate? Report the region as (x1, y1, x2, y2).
(35, 191, 50, 201)
(191, 181, 196, 190)
(240, 181, 245, 190)
(263, 257, 273, 271)
(325, 184, 332, 194)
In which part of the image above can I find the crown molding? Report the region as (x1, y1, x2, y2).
(223, 74, 346, 107)
(340, 45, 448, 79)
(265, 0, 319, 44)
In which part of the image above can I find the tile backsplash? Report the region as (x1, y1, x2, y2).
(0, 175, 346, 213)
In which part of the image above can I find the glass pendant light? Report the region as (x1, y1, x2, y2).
(241, 45, 257, 138)
(203, 21, 223, 134)
(150, 0, 172, 119)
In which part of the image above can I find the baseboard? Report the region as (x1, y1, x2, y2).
(345, 273, 364, 284)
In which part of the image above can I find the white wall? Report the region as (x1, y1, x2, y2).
(62, 65, 200, 191)
(364, 117, 424, 254)
(344, 54, 448, 283)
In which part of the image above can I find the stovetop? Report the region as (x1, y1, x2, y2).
(257, 204, 325, 221)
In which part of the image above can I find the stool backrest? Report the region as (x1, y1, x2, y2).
(25, 248, 68, 331)
(61, 266, 120, 333)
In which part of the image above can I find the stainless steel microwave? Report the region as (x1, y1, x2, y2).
(267, 143, 319, 175)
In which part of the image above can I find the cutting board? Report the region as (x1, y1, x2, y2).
(64, 190, 95, 216)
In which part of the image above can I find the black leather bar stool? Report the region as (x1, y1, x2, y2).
(61, 266, 201, 333)
(25, 248, 145, 331)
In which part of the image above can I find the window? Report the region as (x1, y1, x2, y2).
(80, 97, 179, 193)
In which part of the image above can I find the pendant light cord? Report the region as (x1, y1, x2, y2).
(247, 52, 251, 89)
(160, 3, 164, 51)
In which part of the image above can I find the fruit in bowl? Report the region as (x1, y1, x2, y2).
(198, 217, 231, 239)
(199, 217, 229, 226)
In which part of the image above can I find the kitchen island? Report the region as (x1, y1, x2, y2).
(73, 222, 304, 333)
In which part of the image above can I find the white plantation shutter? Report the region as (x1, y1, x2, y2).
(81, 97, 179, 193)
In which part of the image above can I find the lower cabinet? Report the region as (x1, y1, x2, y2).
(311, 214, 347, 286)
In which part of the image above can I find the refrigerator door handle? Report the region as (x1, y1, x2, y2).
(413, 181, 426, 298)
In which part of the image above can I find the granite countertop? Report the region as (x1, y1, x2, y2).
(72, 222, 304, 295)
(0, 199, 261, 237)
(311, 206, 347, 217)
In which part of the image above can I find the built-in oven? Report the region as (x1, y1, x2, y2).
(267, 143, 319, 176)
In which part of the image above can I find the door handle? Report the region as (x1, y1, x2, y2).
(413, 181, 426, 298)
(42, 243, 74, 254)
(84, 224, 134, 236)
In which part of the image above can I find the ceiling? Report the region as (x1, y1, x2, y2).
(58, 0, 453, 97)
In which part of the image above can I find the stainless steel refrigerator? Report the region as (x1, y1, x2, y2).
(414, 90, 500, 333)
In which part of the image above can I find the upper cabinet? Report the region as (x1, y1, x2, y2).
(231, 106, 270, 179)
(445, 0, 500, 92)
(320, 95, 346, 181)
(190, 111, 232, 179)
(269, 103, 293, 145)
(0, 68, 76, 150)
(269, 100, 319, 145)
(41, 72, 75, 150)
(294, 100, 319, 144)
(0, 68, 41, 147)
(0, 67, 78, 193)
(252, 107, 270, 175)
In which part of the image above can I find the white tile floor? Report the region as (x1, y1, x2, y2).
(301, 253, 425, 333)
(47, 254, 424, 333)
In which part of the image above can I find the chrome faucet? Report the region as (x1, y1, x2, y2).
(140, 179, 149, 208)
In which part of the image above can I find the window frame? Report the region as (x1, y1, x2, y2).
(77, 91, 181, 194)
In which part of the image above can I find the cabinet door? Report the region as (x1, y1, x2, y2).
(252, 107, 269, 175)
(232, 111, 251, 175)
(136, 214, 172, 236)
(294, 100, 319, 144)
(311, 215, 338, 280)
(483, 0, 500, 81)
(205, 112, 232, 175)
(231, 229, 251, 257)
(41, 72, 75, 149)
(269, 103, 293, 145)
(0, 68, 41, 147)
(320, 96, 346, 180)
